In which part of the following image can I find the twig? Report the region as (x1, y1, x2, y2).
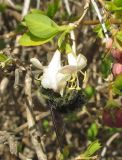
(5, 0, 16, 8)
(74, 0, 90, 27)
(64, 0, 71, 16)
(64, 0, 76, 53)
(36, 0, 40, 9)
(100, 133, 120, 159)
(22, 0, 31, 19)
(0, 31, 17, 40)
(0, 18, 121, 40)
(25, 71, 47, 160)
(69, 0, 82, 7)
(81, 19, 122, 25)
(19, 153, 32, 160)
(65, 0, 90, 54)
(0, 77, 9, 95)
(14, 111, 50, 133)
(5, 9, 22, 21)
(91, 0, 109, 39)
(14, 69, 20, 88)
(75, 155, 98, 160)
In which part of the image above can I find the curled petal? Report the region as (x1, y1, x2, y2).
(59, 65, 78, 74)
(77, 54, 87, 70)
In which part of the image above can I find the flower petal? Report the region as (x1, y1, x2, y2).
(41, 50, 62, 92)
(30, 58, 43, 69)
(68, 53, 77, 66)
(77, 54, 87, 70)
(48, 49, 61, 70)
(59, 65, 78, 74)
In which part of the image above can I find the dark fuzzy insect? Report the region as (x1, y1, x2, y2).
(40, 87, 87, 113)
(40, 87, 87, 151)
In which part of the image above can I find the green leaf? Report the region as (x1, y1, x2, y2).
(25, 13, 64, 39)
(19, 32, 54, 46)
(87, 123, 98, 141)
(65, 43, 72, 54)
(0, 3, 6, 12)
(58, 31, 68, 48)
(84, 140, 101, 157)
(85, 85, 95, 99)
(113, 74, 122, 93)
(113, 0, 122, 7)
(100, 54, 112, 78)
(116, 31, 122, 43)
(30, 9, 45, 14)
(0, 53, 8, 62)
(105, 1, 122, 11)
(114, 36, 122, 51)
(93, 24, 104, 39)
(42, 120, 50, 132)
(46, 0, 60, 18)
(0, 40, 6, 50)
(93, 22, 110, 39)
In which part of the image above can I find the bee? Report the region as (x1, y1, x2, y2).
(40, 87, 87, 151)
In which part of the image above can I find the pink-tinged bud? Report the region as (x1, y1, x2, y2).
(106, 38, 113, 49)
(112, 63, 122, 76)
(111, 48, 122, 63)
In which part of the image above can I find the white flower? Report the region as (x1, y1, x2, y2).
(30, 51, 87, 95)
(30, 50, 70, 96)
(59, 52, 87, 74)
(41, 50, 70, 95)
(59, 52, 87, 89)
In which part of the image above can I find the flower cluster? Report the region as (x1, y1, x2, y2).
(31, 50, 87, 96)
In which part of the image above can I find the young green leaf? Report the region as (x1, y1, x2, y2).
(58, 31, 68, 48)
(85, 85, 95, 99)
(113, 74, 122, 92)
(100, 54, 112, 78)
(87, 123, 98, 141)
(25, 13, 65, 39)
(19, 32, 54, 46)
(116, 31, 122, 43)
(0, 53, 8, 62)
(83, 140, 101, 157)
(112, 74, 122, 96)
(113, 0, 122, 7)
(105, 1, 122, 11)
(46, 0, 60, 18)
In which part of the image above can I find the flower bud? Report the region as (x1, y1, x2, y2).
(112, 63, 122, 76)
(106, 38, 113, 49)
(111, 48, 122, 63)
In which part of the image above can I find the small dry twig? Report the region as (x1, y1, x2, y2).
(25, 71, 47, 160)
(100, 133, 120, 159)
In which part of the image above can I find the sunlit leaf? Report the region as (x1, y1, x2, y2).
(105, 1, 122, 11)
(25, 13, 64, 39)
(84, 140, 101, 157)
(116, 31, 122, 43)
(113, 0, 122, 7)
(19, 32, 54, 46)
